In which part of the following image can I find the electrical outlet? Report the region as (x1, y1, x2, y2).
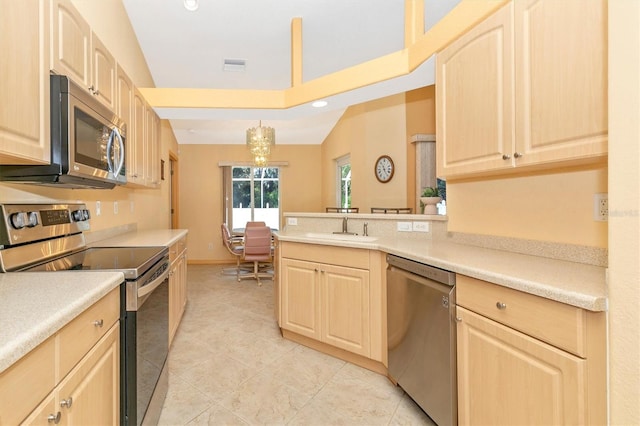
(96, 201, 101, 216)
(208, 243, 214, 250)
(413, 222, 430, 232)
(287, 217, 298, 226)
(397, 222, 412, 232)
(593, 193, 608, 221)
(114, 201, 118, 215)
(130, 201, 135, 214)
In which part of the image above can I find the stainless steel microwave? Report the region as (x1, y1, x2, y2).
(0, 75, 126, 189)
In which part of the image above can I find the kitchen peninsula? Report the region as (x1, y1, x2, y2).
(276, 211, 607, 424)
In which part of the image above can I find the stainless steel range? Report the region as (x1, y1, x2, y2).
(0, 203, 169, 425)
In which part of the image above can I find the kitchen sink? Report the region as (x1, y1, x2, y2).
(302, 232, 378, 242)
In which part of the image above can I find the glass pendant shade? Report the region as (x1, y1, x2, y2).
(246, 121, 275, 166)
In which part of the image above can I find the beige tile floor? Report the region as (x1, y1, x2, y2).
(159, 264, 436, 425)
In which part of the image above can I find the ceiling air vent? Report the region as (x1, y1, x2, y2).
(223, 59, 246, 72)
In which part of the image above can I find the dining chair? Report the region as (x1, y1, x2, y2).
(221, 223, 250, 279)
(326, 207, 359, 213)
(370, 207, 413, 214)
(239, 225, 273, 285)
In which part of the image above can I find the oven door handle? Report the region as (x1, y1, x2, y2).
(138, 267, 170, 300)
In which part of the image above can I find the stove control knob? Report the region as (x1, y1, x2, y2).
(72, 209, 91, 222)
(10, 212, 27, 229)
(25, 211, 38, 227)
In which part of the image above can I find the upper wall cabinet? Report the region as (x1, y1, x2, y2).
(0, 0, 51, 164)
(51, 0, 116, 111)
(437, 0, 607, 179)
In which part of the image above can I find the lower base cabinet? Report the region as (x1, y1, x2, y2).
(23, 323, 120, 425)
(456, 275, 606, 425)
(278, 242, 384, 364)
(0, 287, 120, 425)
(169, 236, 188, 346)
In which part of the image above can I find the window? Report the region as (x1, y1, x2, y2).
(336, 155, 351, 208)
(226, 166, 280, 230)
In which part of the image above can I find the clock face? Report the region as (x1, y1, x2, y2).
(375, 155, 394, 183)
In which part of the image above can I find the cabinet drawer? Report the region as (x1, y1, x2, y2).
(456, 275, 587, 357)
(58, 287, 120, 379)
(170, 236, 187, 262)
(0, 337, 55, 425)
(281, 242, 369, 269)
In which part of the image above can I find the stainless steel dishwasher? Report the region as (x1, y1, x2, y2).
(387, 254, 456, 426)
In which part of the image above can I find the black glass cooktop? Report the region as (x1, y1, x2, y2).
(23, 246, 167, 280)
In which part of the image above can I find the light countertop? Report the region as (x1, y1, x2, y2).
(0, 271, 124, 373)
(1, 228, 188, 374)
(275, 231, 607, 312)
(90, 228, 188, 248)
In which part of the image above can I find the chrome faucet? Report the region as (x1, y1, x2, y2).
(333, 216, 357, 235)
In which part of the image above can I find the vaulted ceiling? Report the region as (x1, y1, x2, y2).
(121, 0, 500, 145)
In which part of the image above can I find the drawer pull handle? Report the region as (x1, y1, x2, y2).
(502, 154, 511, 160)
(93, 319, 104, 327)
(513, 152, 523, 159)
(60, 397, 73, 408)
(48, 412, 61, 424)
(455, 317, 462, 323)
(496, 302, 507, 310)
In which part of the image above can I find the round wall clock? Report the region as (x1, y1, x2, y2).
(374, 155, 394, 183)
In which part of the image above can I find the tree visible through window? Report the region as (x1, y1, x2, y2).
(336, 155, 351, 208)
(232, 166, 279, 229)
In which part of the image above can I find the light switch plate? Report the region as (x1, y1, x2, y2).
(397, 222, 412, 232)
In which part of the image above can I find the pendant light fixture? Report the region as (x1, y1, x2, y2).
(246, 121, 275, 167)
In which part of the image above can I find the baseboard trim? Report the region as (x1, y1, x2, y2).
(281, 329, 388, 377)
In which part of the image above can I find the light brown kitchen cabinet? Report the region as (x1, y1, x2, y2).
(51, 0, 116, 111)
(23, 324, 120, 425)
(128, 88, 147, 186)
(0, 0, 50, 165)
(279, 242, 384, 366)
(169, 236, 188, 345)
(437, 0, 607, 179)
(127, 88, 161, 189)
(456, 275, 606, 425)
(145, 106, 161, 188)
(0, 287, 120, 425)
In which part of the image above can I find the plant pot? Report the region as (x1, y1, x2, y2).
(420, 197, 442, 215)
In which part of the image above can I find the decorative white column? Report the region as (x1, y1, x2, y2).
(411, 133, 436, 213)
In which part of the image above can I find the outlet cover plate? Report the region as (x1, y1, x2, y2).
(413, 222, 430, 232)
(593, 193, 608, 221)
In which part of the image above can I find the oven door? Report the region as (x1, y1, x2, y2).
(123, 262, 170, 426)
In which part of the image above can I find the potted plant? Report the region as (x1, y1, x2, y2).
(420, 187, 442, 214)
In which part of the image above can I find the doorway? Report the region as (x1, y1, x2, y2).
(169, 153, 179, 229)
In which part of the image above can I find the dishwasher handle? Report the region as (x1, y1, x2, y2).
(388, 266, 455, 298)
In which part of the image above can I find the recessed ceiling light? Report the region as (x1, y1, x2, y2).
(312, 100, 328, 108)
(184, 0, 198, 11)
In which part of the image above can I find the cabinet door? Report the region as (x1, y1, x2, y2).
(91, 33, 116, 111)
(514, 0, 607, 166)
(169, 250, 187, 346)
(280, 259, 322, 340)
(56, 324, 120, 426)
(0, 0, 50, 164)
(145, 107, 160, 187)
(436, 2, 514, 178)
(457, 306, 586, 425)
(51, 0, 90, 89)
(129, 88, 146, 186)
(20, 393, 56, 425)
(321, 264, 370, 356)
